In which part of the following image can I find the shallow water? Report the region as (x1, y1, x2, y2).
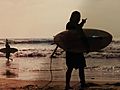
(0, 57, 120, 81)
(0, 39, 120, 81)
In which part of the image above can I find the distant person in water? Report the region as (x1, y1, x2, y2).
(65, 11, 89, 90)
(5, 39, 13, 64)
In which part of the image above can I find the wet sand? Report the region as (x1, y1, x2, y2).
(1, 78, 120, 90)
(0, 57, 120, 89)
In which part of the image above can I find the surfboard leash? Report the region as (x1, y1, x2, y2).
(40, 57, 53, 90)
(41, 45, 63, 90)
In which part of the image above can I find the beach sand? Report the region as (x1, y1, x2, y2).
(0, 57, 120, 90)
(0, 78, 120, 90)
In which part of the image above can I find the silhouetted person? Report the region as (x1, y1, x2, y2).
(65, 11, 89, 90)
(5, 39, 13, 65)
(51, 11, 89, 90)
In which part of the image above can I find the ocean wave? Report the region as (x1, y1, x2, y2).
(0, 38, 53, 44)
(0, 49, 48, 57)
(14, 49, 51, 57)
(0, 39, 120, 58)
(0, 47, 119, 59)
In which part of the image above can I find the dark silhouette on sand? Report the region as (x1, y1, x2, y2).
(65, 11, 89, 90)
(51, 11, 89, 90)
(3, 69, 17, 78)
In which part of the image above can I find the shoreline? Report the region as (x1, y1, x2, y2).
(0, 57, 120, 89)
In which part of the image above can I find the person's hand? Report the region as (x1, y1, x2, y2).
(82, 18, 87, 23)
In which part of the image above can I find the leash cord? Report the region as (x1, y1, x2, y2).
(41, 45, 59, 89)
(41, 57, 53, 90)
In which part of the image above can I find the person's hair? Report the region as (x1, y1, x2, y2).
(70, 11, 81, 23)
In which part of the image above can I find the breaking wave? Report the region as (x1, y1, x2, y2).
(0, 39, 119, 58)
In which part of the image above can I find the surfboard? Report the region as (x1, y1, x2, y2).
(54, 28, 112, 53)
(0, 48, 18, 53)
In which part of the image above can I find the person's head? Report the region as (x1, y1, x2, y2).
(70, 11, 81, 23)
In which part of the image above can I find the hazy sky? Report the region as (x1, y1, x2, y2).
(0, 0, 120, 39)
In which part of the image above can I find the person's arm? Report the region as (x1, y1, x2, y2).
(79, 18, 87, 29)
(79, 18, 90, 52)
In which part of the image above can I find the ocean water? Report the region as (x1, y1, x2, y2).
(0, 38, 120, 81)
(0, 38, 119, 58)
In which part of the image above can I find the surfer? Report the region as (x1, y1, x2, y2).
(65, 11, 89, 90)
(0, 39, 18, 66)
(51, 11, 89, 89)
(5, 39, 13, 65)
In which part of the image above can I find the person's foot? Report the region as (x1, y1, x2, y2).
(79, 83, 88, 90)
(65, 86, 73, 90)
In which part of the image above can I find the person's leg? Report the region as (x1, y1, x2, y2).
(6, 53, 10, 61)
(65, 67, 73, 90)
(79, 67, 86, 88)
(6, 58, 11, 66)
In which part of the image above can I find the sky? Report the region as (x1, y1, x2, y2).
(0, 0, 120, 39)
